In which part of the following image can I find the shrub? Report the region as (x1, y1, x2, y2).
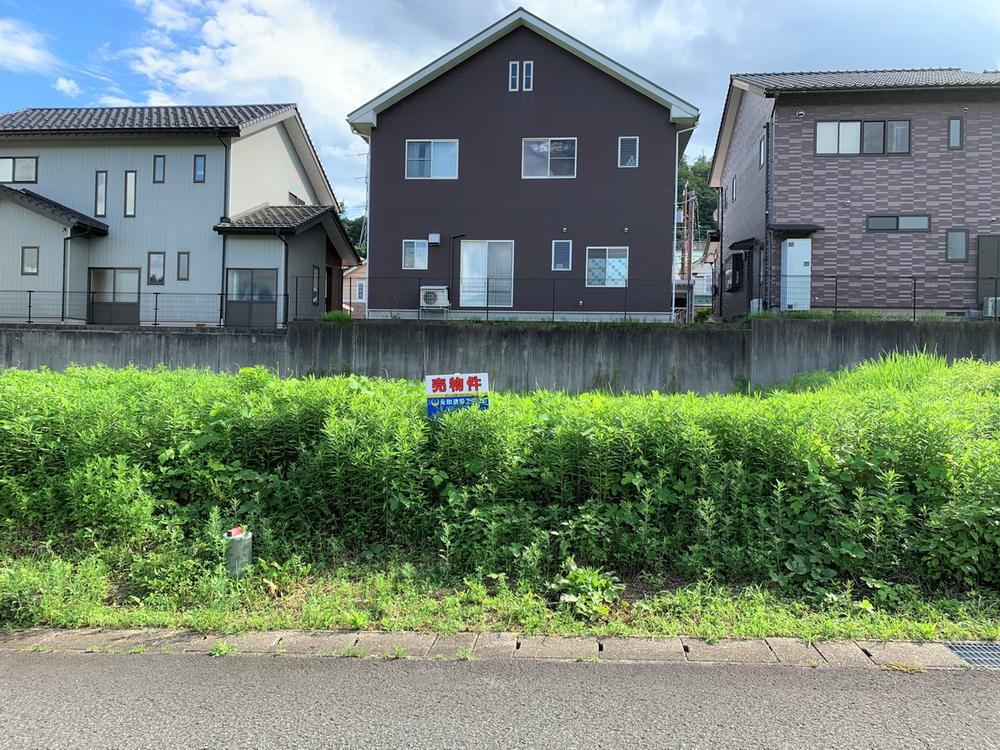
(548, 557, 624, 621)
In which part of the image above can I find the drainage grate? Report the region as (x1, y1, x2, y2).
(946, 642, 1000, 669)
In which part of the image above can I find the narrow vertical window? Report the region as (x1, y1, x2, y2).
(522, 60, 534, 91)
(312, 265, 320, 305)
(20, 246, 38, 276)
(177, 251, 190, 281)
(948, 117, 963, 150)
(886, 120, 910, 153)
(946, 229, 968, 261)
(731, 175, 737, 203)
(759, 134, 766, 167)
(618, 136, 639, 168)
(94, 170, 107, 217)
(508, 61, 519, 91)
(551, 240, 572, 270)
(152, 155, 165, 183)
(193, 154, 206, 183)
(147, 252, 165, 285)
(124, 170, 136, 217)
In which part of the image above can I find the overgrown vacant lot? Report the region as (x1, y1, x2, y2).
(1, 354, 999, 640)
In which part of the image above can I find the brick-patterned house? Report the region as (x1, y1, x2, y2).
(708, 68, 1000, 319)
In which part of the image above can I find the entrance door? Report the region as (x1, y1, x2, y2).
(459, 240, 514, 307)
(978, 236, 1000, 306)
(225, 268, 278, 327)
(88, 268, 140, 325)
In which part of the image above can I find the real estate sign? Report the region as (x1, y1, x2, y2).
(425, 372, 490, 418)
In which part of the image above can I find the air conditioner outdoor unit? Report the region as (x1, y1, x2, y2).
(984, 297, 1000, 317)
(420, 285, 450, 309)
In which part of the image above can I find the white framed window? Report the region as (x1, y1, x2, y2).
(124, 170, 136, 217)
(585, 246, 628, 287)
(551, 239, 572, 271)
(460, 240, 514, 307)
(731, 175, 737, 202)
(508, 61, 519, 91)
(759, 134, 766, 168)
(354, 280, 366, 302)
(402, 239, 429, 270)
(94, 170, 107, 217)
(21, 246, 38, 276)
(618, 136, 639, 168)
(0, 156, 37, 183)
(522, 137, 576, 178)
(522, 60, 534, 91)
(405, 139, 458, 179)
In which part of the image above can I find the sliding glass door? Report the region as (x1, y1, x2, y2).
(460, 240, 514, 307)
(225, 268, 278, 327)
(88, 267, 140, 325)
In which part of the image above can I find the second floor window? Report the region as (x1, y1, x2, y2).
(94, 171, 107, 217)
(759, 134, 766, 167)
(153, 155, 166, 183)
(405, 140, 458, 179)
(193, 154, 206, 183)
(948, 117, 963, 150)
(0, 156, 37, 183)
(508, 61, 520, 91)
(522, 61, 534, 91)
(818, 119, 909, 155)
(618, 136, 639, 168)
(124, 170, 136, 217)
(522, 138, 576, 178)
(402, 239, 429, 270)
(866, 214, 930, 232)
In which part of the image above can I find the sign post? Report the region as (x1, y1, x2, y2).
(425, 372, 490, 419)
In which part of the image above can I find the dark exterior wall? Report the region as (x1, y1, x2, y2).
(367, 26, 677, 315)
(771, 90, 1000, 311)
(718, 90, 773, 318)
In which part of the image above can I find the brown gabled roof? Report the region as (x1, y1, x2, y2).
(732, 68, 1000, 93)
(0, 104, 296, 136)
(0, 185, 108, 235)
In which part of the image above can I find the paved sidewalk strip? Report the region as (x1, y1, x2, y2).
(0, 628, 987, 670)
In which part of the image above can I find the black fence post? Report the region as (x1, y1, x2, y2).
(486, 276, 490, 322)
(912, 276, 917, 322)
(833, 275, 839, 317)
(417, 277, 422, 321)
(153, 292, 159, 327)
(26, 291, 33, 324)
(552, 278, 556, 322)
(623, 281, 628, 322)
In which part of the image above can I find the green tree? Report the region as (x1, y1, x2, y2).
(340, 214, 367, 258)
(677, 155, 717, 238)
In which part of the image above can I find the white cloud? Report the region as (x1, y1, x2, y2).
(0, 17, 58, 74)
(54, 77, 82, 97)
(131, 0, 201, 32)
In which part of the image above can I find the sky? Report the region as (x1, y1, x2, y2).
(1, 0, 999, 217)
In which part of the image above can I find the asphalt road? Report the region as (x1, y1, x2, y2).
(2, 652, 998, 749)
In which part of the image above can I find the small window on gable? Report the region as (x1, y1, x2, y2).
(193, 154, 206, 183)
(402, 239, 429, 270)
(522, 61, 534, 91)
(21, 246, 38, 276)
(759, 134, 766, 168)
(288, 192, 305, 206)
(618, 136, 638, 168)
(731, 175, 737, 203)
(551, 240, 572, 271)
(508, 61, 519, 91)
(948, 117, 963, 150)
(153, 155, 165, 183)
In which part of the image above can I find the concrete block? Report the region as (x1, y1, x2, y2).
(815, 641, 876, 668)
(857, 641, 966, 668)
(44, 628, 170, 652)
(472, 632, 518, 659)
(515, 636, 598, 659)
(0, 628, 58, 649)
(354, 632, 435, 658)
(766, 637, 823, 666)
(184, 632, 283, 654)
(599, 637, 686, 662)
(682, 638, 778, 663)
(273, 631, 358, 655)
(427, 633, 478, 659)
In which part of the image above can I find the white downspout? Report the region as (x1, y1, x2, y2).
(672, 125, 696, 322)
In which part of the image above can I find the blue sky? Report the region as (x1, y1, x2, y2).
(2, 0, 999, 216)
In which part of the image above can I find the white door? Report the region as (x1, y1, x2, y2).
(460, 240, 514, 307)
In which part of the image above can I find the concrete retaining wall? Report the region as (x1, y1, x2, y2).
(2, 319, 999, 393)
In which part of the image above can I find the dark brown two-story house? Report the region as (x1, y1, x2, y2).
(709, 68, 1000, 319)
(347, 8, 698, 320)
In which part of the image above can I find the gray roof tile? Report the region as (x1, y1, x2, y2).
(733, 68, 1000, 93)
(0, 104, 296, 134)
(214, 204, 335, 233)
(0, 185, 108, 234)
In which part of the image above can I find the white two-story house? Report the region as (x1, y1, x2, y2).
(0, 104, 358, 327)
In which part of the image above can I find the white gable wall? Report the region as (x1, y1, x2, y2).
(229, 122, 319, 215)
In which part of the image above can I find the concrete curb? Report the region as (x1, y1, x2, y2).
(0, 628, 987, 670)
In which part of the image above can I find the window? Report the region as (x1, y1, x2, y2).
(147, 252, 165, 285)
(886, 120, 910, 153)
(288, 192, 305, 206)
(815, 121, 860, 154)
(460, 240, 514, 307)
(153, 155, 165, 183)
(227, 268, 277, 301)
(759, 134, 766, 168)
(948, 117, 963, 150)
(731, 175, 737, 203)
(20, 246, 38, 276)
(586, 247, 628, 287)
(311, 265, 320, 305)
(354, 280, 366, 302)
(725, 253, 744, 291)
(866, 214, 930, 232)
(177, 251, 190, 281)
(94, 171, 107, 217)
(522, 60, 533, 91)
(402, 239, 429, 270)
(618, 136, 639, 168)
(0, 156, 37, 183)
(551, 240, 572, 271)
(193, 154, 206, 183)
(124, 170, 136, 217)
(508, 61, 519, 91)
(522, 137, 576, 178)
(405, 140, 458, 179)
(946, 229, 968, 261)
(863, 121, 885, 154)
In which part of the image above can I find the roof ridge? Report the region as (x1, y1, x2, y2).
(733, 67, 963, 77)
(11, 103, 296, 113)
